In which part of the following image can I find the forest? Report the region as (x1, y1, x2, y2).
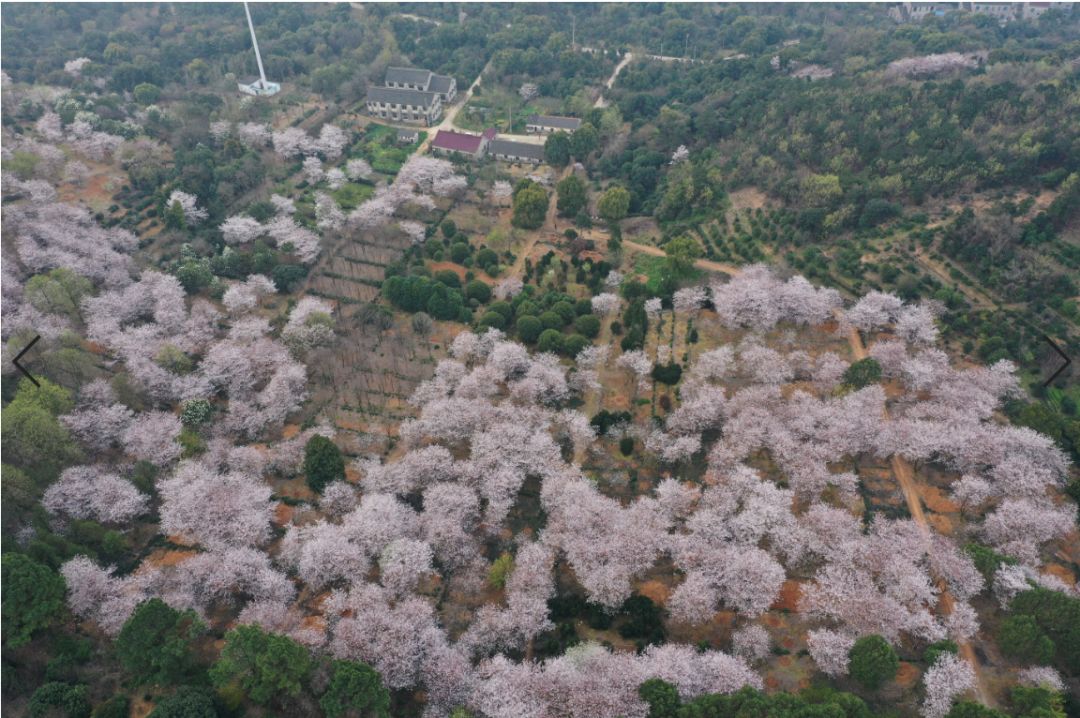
(2, 3, 1079, 718)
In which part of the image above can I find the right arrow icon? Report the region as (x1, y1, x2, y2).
(1042, 334, 1072, 387)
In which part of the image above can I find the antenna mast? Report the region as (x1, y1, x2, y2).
(244, 1, 268, 86)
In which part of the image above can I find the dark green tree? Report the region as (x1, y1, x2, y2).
(116, 598, 204, 685)
(516, 315, 543, 343)
(639, 678, 680, 718)
(465, 279, 492, 303)
(147, 687, 218, 718)
(570, 123, 599, 158)
(842, 358, 882, 389)
(210, 625, 312, 705)
(537, 329, 564, 354)
(512, 180, 549, 230)
(544, 131, 572, 166)
(303, 435, 345, 494)
(848, 634, 898, 690)
(29, 682, 91, 718)
(998, 614, 1055, 664)
(574, 314, 601, 338)
(319, 659, 391, 718)
(1, 377, 79, 481)
(1, 553, 66, 648)
(597, 186, 630, 226)
(556, 175, 587, 218)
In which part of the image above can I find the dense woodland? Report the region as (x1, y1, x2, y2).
(2, 3, 1079, 718)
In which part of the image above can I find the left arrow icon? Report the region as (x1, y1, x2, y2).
(13, 334, 41, 387)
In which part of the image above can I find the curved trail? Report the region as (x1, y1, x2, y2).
(615, 244, 995, 707)
(845, 323, 994, 707)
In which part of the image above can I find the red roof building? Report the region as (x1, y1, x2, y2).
(431, 128, 495, 158)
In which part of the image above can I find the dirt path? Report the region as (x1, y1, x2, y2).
(507, 165, 575, 279)
(912, 247, 997, 311)
(614, 241, 995, 706)
(416, 58, 492, 154)
(844, 323, 995, 707)
(622, 239, 741, 275)
(595, 52, 634, 108)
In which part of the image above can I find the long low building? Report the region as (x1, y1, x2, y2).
(365, 86, 442, 126)
(431, 128, 496, 159)
(525, 114, 582, 134)
(489, 138, 545, 164)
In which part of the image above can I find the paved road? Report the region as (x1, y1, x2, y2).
(416, 58, 492, 154)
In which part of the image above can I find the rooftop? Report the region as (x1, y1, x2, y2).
(429, 74, 455, 94)
(367, 86, 439, 107)
(432, 129, 487, 153)
(490, 138, 546, 161)
(526, 115, 583, 130)
(386, 66, 434, 85)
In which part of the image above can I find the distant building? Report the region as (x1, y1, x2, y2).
(891, 1, 1073, 22)
(489, 138, 545, 164)
(385, 66, 457, 103)
(525, 115, 583, 134)
(431, 128, 496, 159)
(238, 77, 281, 97)
(365, 86, 442, 126)
(397, 127, 420, 144)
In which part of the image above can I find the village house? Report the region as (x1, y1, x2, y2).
(525, 115, 583, 135)
(431, 128, 496, 159)
(397, 127, 420, 144)
(489, 138, 545, 164)
(365, 86, 442, 126)
(385, 66, 458, 103)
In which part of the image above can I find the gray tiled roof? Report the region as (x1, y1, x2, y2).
(385, 66, 433, 86)
(366, 86, 438, 108)
(526, 115, 582, 130)
(429, 74, 455, 94)
(490, 138, 545, 161)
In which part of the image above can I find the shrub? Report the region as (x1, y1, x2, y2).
(842, 358, 882, 389)
(303, 435, 344, 494)
(516, 315, 543, 343)
(537, 329, 564, 354)
(651, 362, 683, 385)
(848, 634, 898, 690)
(465, 279, 492, 303)
(574, 313, 601, 338)
(539, 311, 564, 330)
(478, 311, 506, 331)
(998, 614, 1055, 665)
(562, 333, 590, 358)
(619, 436, 635, 456)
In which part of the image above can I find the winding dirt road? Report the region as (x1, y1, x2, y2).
(623, 243, 996, 707)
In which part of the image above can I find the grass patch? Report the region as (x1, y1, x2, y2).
(331, 182, 375, 211)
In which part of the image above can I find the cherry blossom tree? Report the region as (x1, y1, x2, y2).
(43, 466, 149, 525)
(167, 190, 208, 225)
(303, 155, 325, 184)
(315, 192, 345, 230)
(807, 629, 855, 677)
(315, 124, 349, 160)
(671, 145, 690, 164)
(591, 293, 620, 316)
(399, 220, 427, 245)
(1017, 666, 1064, 692)
(265, 215, 321, 263)
(220, 215, 265, 245)
(122, 410, 182, 466)
(731, 624, 771, 663)
(158, 461, 275, 548)
(64, 57, 91, 75)
(270, 193, 296, 215)
(921, 653, 975, 718)
(345, 158, 373, 181)
(281, 296, 335, 352)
